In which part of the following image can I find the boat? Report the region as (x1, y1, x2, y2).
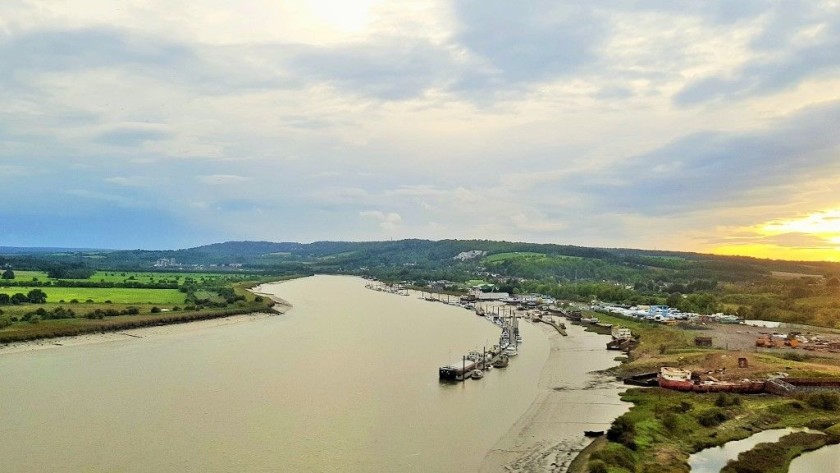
(504, 345, 518, 357)
(584, 430, 605, 437)
(657, 367, 766, 393)
(492, 355, 509, 368)
(439, 358, 478, 381)
(623, 372, 659, 387)
(471, 369, 484, 380)
(516, 335, 523, 344)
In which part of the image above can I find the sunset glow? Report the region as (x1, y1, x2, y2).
(713, 209, 840, 262)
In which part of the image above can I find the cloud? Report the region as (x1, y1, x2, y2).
(360, 210, 403, 231)
(96, 124, 172, 147)
(451, 1, 607, 91)
(573, 100, 840, 216)
(104, 176, 148, 187)
(675, 4, 840, 105)
(196, 175, 249, 185)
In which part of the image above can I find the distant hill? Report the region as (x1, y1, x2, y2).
(2, 240, 839, 283)
(0, 246, 110, 255)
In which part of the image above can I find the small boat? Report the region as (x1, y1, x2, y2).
(584, 430, 604, 437)
(471, 369, 484, 380)
(493, 355, 509, 368)
(504, 345, 518, 357)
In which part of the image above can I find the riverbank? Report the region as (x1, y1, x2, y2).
(0, 286, 292, 355)
(567, 309, 840, 473)
(480, 318, 629, 472)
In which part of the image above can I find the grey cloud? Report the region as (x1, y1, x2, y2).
(676, 6, 840, 105)
(0, 28, 190, 75)
(571, 100, 840, 216)
(0, 27, 290, 94)
(96, 125, 172, 146)
(287, 38, 454, 100)
(451, 1, 607, 89)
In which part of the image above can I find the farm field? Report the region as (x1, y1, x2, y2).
(0, 287, 185, 304)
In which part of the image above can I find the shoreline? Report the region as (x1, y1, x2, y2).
(0, 285, 293, 356)
(480, 318, 629, 473)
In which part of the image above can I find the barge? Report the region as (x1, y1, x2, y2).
(657, 367, 765, 394)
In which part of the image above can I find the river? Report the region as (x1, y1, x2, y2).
(0, 275, 565, 472)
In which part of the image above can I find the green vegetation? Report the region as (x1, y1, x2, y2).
(0, 269, 294, 343)
(0, 287, 184, 304)
(589, 389, 840, 473)
(720, 431, 839, 473)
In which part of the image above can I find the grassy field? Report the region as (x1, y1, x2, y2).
(0, 287, 185, 304)
(4, 270, 50, 281)
(0, 278, 286, 343)
(0, 270, 254, 286)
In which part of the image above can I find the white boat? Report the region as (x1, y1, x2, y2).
(471, 369, 484, 380)
(504, 345, 518, 357)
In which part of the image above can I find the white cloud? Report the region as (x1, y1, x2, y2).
(196, 175, 249, 185)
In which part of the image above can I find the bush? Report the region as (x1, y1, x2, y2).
(607, 416, 637, 449)
(590, 445, 635, 471)
(0, 314, 12, 328)
(697, 408, 730, 427)
(588, 459, 608, 473)
(715, 393, 742, 407)
(150, 307, 161, 313)
(662, 412, 679, 432)
(28, 314, 41, 324)
(126, 306, 140, 315)
(806, 392, 840, 410)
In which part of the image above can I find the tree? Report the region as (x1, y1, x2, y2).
(1, 269, 14, 280)
(666, 292, 682, 308)
(26, 289, 47, 304)
(10, 293, 28, 305)
(0, 294, 9, 305)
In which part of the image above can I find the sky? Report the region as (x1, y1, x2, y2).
(1, 1, 840, 260)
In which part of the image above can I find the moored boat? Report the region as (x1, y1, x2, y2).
(492, 355, 509, 368)
(657, 367, 765, 393)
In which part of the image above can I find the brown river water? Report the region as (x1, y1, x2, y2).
(0, 276, 560, 472)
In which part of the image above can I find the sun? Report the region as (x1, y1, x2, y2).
(304, 0, 382, 34)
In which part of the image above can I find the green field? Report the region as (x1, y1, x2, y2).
(484, 252, 547, 263)
(483, 252, 583, 264)
(4, 270, 50, 281)
(0, 287, 185, 304)
(0, 270, 252, 286)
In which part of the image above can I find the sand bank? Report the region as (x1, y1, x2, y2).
(480, 320, 629, 472)
(0, 286, 292, 356)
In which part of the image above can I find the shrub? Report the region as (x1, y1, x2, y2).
(28, 314, 41, 324)
(588, 460, 608, 473)
(662, 412, 679, 432)
(697, 408, 729, 427)
(0, 314, 12, 328)
(607, 416, 637, 449)
(150, 307, 161, 313)
(715, 394, 742, 407)
(590, 445, 635, 471)
(126, 307, 140, 315)
(806, 392, 840, 411)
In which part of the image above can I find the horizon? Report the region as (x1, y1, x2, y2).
(2, 1, 840, 262)
(3, 238, 840, 266)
